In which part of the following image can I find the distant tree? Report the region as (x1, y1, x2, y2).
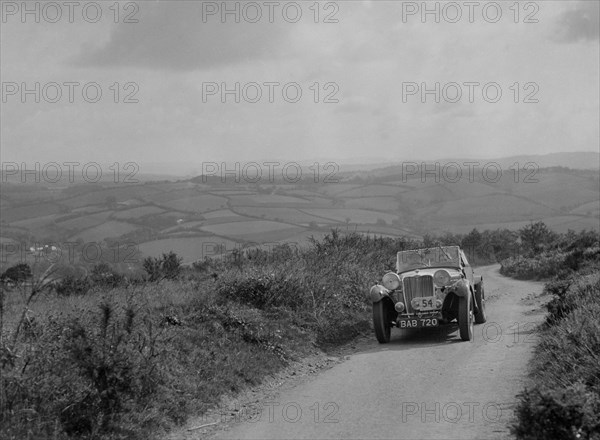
(422, 234, 435, 248)
(376, 218, 387, 226)
(475, 229, 519, 262)
(520, 221, 557, 256)
(461, 228, 482, 257)
(438, 231, 460, 246)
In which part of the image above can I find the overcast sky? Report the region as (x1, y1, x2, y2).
(1, 0, 598, 174)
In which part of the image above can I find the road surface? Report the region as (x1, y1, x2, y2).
(177, 265, 547, 440)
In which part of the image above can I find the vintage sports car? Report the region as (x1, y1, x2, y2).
(369, 246, 486, 343)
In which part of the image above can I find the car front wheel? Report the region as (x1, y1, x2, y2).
(458, 295, 474, 341)
(373, 301, 392, 343)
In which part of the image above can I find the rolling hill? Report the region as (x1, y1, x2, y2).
(1, 152, 598, 268)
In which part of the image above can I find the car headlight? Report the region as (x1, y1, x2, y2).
(382, 272, 401, 290)
(433, 269, 451, 287)
(394, 302, 405, 313)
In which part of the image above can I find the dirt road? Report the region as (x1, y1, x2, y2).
(180, 265, 547, 440)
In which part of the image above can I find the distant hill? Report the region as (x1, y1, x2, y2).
(1, 152, 598, 268)
(455, 152, 600, 171)
(130, 152, 600, 177)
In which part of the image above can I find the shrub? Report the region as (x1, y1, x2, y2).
(90, 263, 125, 288)
(1, 300, 162, 439)
(53, 275, 92, 296)
(0, 263, 32, 284)
(511, 251, 600, 440)
(143, 252, 182, 282)
(60, 303, 159, 435)
(513, 384, 600, 440)
(500, 252, 570, 280)
(216, 270, 306, 310)
(545, 274, 600, 324)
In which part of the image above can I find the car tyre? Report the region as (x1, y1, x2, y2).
(373, 301, 392, 343)
(474, 282, 486, 324)
(458, 295, 473, 341)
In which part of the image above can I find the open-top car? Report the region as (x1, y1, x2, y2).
(369, 246, 486, 343)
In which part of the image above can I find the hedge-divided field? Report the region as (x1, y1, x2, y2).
(1, 223, 598, 440)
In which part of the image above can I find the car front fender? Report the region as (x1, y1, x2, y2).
(369, 284, 391, 303)
(454, 279, 471, 298)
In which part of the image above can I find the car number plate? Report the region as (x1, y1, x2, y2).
(414, 296, 437, 311)
(398, 317, 439, 329)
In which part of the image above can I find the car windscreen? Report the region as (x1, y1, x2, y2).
(396, 246, 461, 272)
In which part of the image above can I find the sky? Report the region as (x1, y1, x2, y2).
(0, 0, 598, 175)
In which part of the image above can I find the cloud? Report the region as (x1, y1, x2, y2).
(73, 1, 291, 70)
(554, 1, 599, 43)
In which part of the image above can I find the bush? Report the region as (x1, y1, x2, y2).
(216, 270, 306, 310)
(500, 228, 599, 280)
(90, 263, 125, 288)
(53, 275, 92, 296)
(534, 276, 600, 390)
(500, 252, 569, 280)
(545, 274, 600, 324)
(143, 252, 182, 282)
(513, 384, 600, 440)
(1, 301, 162, 439)
(59, 303, 159, 435)
(510, 248, 600, 440)
(0, 263, 32, 284)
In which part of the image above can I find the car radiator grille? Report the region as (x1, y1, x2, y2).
(403, 275, 434, 313)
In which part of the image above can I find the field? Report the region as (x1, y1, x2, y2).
(1, 203, 61, 223)
(227, 194, 312, 205)
(61, 185, 163, 208)
(56, 211, 115, 230)
(570, 200, 600, 216)
(232, 207, 337, 225)
(0, 159, 598, 270)
(336, 184, 405, 198)
(343, 196, 400, 211)
(203, 209, 240, 218)
(11, 214, 60, 230)
(158, 194, 228, 212)
(500, 171, 600, 209)
(112, 206, 165, 219)
(201, 220, 303, 239)
(421, 194, 556, 224)
(301, 208, 399, 225)
(161, 221, 206, 233)
(137, 236, 238, 263)
(71, 221, 139, 242)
